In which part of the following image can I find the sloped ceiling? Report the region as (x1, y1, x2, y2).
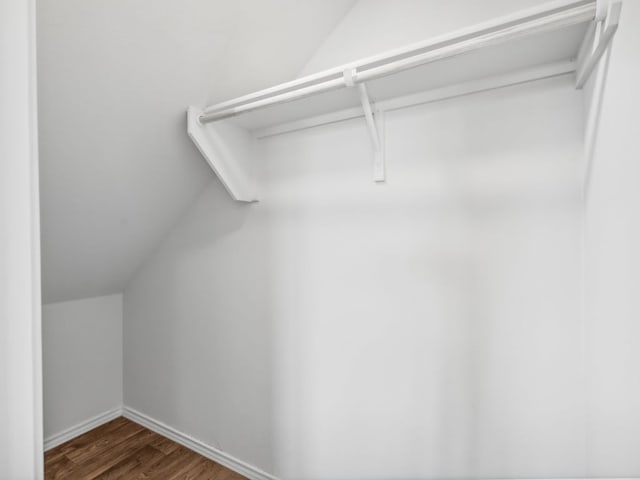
(38, 0, 355, 303)
(299, 0, 545, 75)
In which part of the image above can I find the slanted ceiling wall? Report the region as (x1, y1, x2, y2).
(37, 0, 356, 303)
(298, 0, 547, 75)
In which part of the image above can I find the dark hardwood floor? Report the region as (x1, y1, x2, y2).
(45, 417, 247, 479)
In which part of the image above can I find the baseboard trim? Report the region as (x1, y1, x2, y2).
(122, 406, 278, 480)
(44, 406, 123, 451)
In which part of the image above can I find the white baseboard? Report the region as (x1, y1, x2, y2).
(122, 406, 278, 480)
(44, 406, 123, 451)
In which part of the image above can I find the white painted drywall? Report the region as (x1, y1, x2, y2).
(0, 0, 43, 477)
(37, 0, 356, 303)
(43, 294, 123, 440)
(264, 77, 584, 479)
(124, 185, 273, 471)
(125, 75, 585, 478)
(584, 1, 640, 476)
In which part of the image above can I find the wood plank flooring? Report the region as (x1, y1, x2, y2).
(44, 417, 247, 480)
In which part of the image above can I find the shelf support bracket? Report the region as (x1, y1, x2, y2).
(575, 0, 622, 89)
(357, 83, 381, 153)
(344, 68, 385, 182)
(187, 107, 258, 202)
(357, 83, 385, 182)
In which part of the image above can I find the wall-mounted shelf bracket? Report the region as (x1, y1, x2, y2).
(344, 69, 386, 182)
(575, 0, 622, 89)
(187, 107, 258, 202)
(372, 108, 385, 183)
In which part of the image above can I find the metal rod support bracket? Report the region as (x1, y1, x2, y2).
(356, 82, 385, 182)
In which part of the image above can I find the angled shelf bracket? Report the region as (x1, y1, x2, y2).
(344, 68, 386, 182)
(187, 107, 258, 202)
(575, 0, 622, 89)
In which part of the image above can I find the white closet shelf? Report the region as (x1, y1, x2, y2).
(187, 0, 621, 202)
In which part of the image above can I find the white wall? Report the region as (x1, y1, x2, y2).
(0, 0, 43, 478)
(125, 74, 585, 478)
(43, 294, 123, 440)
(584, 1, 640, 476)
(124, 185, 274, 472)
(262, 77, 584, 479)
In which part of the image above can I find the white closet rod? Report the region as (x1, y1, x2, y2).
(198, 0, 596, 125)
